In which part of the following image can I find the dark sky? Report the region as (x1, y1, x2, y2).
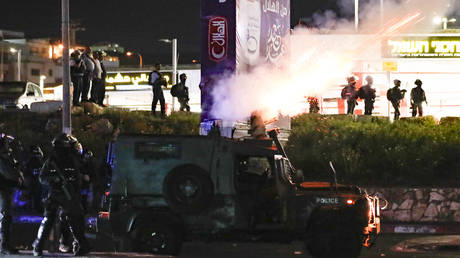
(0, 0, 341, 65)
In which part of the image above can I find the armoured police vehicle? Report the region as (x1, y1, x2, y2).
(97, 130, 381, 258)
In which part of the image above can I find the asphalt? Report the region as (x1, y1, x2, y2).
(391, 235, 460, 253)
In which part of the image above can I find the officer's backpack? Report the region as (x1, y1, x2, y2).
(170, 84, 178, 97)
(386, 88, 395, 101)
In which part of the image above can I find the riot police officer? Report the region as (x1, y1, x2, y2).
(0, 133, 23, 255)
(32, 133, 90, 256)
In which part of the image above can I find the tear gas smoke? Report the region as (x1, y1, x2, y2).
(210, 0, 452, 122)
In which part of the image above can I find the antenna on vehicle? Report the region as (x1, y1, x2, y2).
(328, 161, 338, 191)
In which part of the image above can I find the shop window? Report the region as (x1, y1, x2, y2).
(31, 69, 40, 76)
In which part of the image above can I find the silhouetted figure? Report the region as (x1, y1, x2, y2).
(358, 76, 377, 115)
(149, 64, 168, 117)
(387, 79, 406, 120)
(410, 79, 427, 117)
(341, 76, 358, 115)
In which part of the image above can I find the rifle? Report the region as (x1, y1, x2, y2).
(48, 160, 74, 201)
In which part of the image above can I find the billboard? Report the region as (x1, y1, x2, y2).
(200, 0, 290, 121)
(382, 36, 460, 58)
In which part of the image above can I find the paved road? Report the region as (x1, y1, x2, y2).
(6, 234, 460, 258)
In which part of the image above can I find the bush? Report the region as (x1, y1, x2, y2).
(0, 110, 200, 160)
(287, 114, 460, 187)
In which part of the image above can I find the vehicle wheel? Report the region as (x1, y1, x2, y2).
(163, 165, 214, 213)
(131, 223, 182, 255)
(305, 213, 363, 258)
(22, 104, 29, 110)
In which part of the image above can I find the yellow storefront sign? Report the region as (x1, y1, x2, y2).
(382, 61, 398, 72)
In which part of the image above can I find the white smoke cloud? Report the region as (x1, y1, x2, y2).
(210, 0, 453, 122)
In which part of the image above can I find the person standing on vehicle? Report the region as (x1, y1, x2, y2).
(358, 76, 377, 115)
(96, 52, 107, 106)
(410, 79, 427, 117)
(148, 63, 168, 117)
(81, 49, 95, 102)
(0, 133, 23, 255)
(387, 79, 407, 120)
(70, 50, 85, 106)
(90, 51, 102, 103)
(341, 76, 358, 115)
(174, 73, 190, 112)
(32, 134, 90, 257)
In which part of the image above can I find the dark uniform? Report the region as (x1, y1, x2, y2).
(97, 54, 107, 106)
(387, 79, 406, 120)
(23, 145, 45, 213)
(175, 74, 190, 112)
(341, 77, 358, 115)
(70, 51, 85, 106)
(410, 79, 427, 117)
(149, 64, 168, 117)
(358, 76, 377, 115)
(32, 134, 89, 256)
(0, 133, 22, 255)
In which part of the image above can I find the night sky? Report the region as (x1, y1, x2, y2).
(1, 0, 356, 64)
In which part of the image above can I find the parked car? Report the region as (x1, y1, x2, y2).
(0, 81, 45, 109)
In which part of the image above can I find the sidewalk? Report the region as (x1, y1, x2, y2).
(391, 235, 460, 252)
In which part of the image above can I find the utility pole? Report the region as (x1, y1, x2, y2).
(172, 38, 178, 111)
(62, 0, 71, 134)
(354, 0, 359, 31)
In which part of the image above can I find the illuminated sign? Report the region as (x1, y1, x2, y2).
(105, 72, 173, 89)
(209, 16, 228, 62)
(382, 61, 398, 71)
(383, 36, 460, 58)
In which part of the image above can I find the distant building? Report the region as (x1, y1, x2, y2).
(0, 29, 85, 86)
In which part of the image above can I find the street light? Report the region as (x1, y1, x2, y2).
(126, 51, 143, 68)
(10, 47, 22, 81)
(159, 38, 178, 111)
(433, 16, 456, 30)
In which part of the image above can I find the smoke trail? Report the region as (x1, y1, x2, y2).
(210, 0, 452, 121)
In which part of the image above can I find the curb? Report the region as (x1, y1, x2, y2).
(382, 223, 460, 234)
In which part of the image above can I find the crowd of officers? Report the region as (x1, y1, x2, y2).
(70, 49, 107, 107)
(340, 76, 427, 120)
(0, 133, 107, 256)
(71, 59, 191, 116)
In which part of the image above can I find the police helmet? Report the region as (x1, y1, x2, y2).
(347, 76, 356, 83)
(414, 79, 422, 85)
(52, 133, 82, 154)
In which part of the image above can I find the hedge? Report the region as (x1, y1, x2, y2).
(1, 110, 459, 187)
(0, 110, 201, 159)
(286, 114, 460, 187)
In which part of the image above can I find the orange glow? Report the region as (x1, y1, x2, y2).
(346, 199, 354, 205)
(192, 59, 197, 63)
(58, 44, 63, 49)
(48, 46, 53, 59)
(126, 51, 133, 56)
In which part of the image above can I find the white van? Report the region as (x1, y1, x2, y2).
(0, 81, 45, 109)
